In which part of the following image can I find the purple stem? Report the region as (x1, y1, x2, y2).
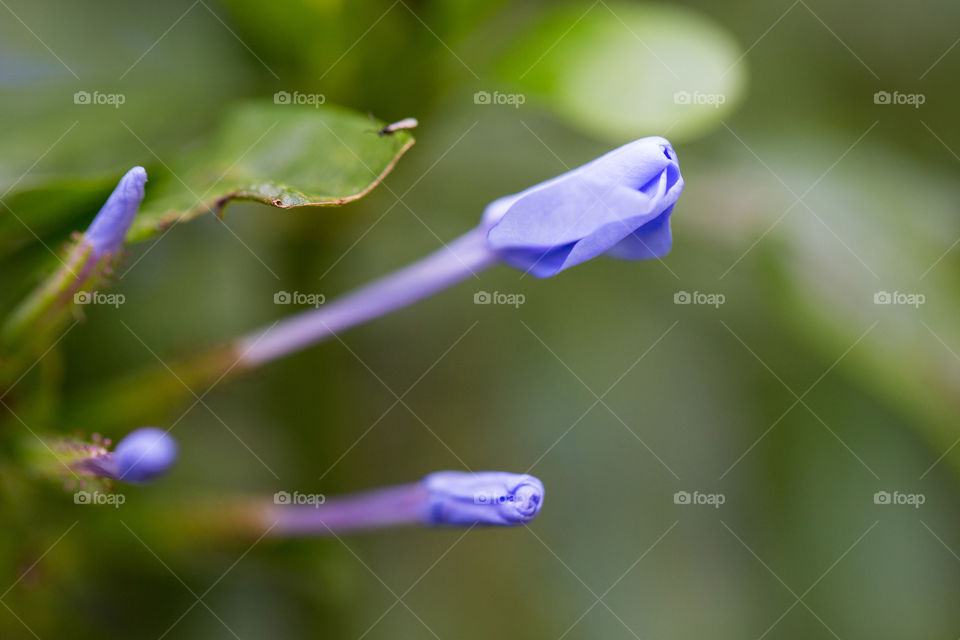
(269, 483, 429, 536)
(238, 226, 498, 366)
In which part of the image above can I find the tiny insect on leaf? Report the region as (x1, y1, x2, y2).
(378, 117, 419, 136)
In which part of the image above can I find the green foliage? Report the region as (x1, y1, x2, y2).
(497, 2, 747, 142)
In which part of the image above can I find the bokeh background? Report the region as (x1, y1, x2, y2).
(2, 0, 960, 638)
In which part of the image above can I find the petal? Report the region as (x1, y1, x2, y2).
(491, 176, 680, 276)
(489, 173, 669, 245)
(483, 137, 683, 276)
(604, 205, 674, 260)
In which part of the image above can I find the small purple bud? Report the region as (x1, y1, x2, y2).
(69, 427, 177, 484)
(112, 427, 177, 483)
(83, 166, 147, 257)
(421, 471, 544, 526)
(482, 137, 683, 277)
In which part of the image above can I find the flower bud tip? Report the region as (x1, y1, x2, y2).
(84, 166, 147, 256)
(113, 426, 177, 483)
(422, 471, 544, 526)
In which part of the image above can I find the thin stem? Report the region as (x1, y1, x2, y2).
(267, 483, 428, 536)
(238, 226, 497, 367)
(70, 227, 499, 428)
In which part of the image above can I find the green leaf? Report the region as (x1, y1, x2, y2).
(497, 3, 747, 142)
(127, 102, 415, 242)
(0, 176, 117, 259)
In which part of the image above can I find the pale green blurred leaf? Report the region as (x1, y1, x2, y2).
(682, 135, 960, 472)
(498, 2, 747, 142)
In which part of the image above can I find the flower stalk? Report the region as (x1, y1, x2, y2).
(240, 226, 497, 366)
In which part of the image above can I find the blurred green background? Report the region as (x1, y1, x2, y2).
(2, 0, 960, 637)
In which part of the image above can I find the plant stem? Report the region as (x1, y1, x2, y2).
(238, 226, 496, 367)
(70, 227, 498, 428)
(265, 483, 428, 536)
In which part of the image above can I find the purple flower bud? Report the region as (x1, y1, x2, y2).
(482, 137, 683, 277)
(267, 471, 545, 537)
(83, 166, 147, 257)
(421, 471, 544, 526)
(77, 427, 177, 484)
(112, 427, 177, 483)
